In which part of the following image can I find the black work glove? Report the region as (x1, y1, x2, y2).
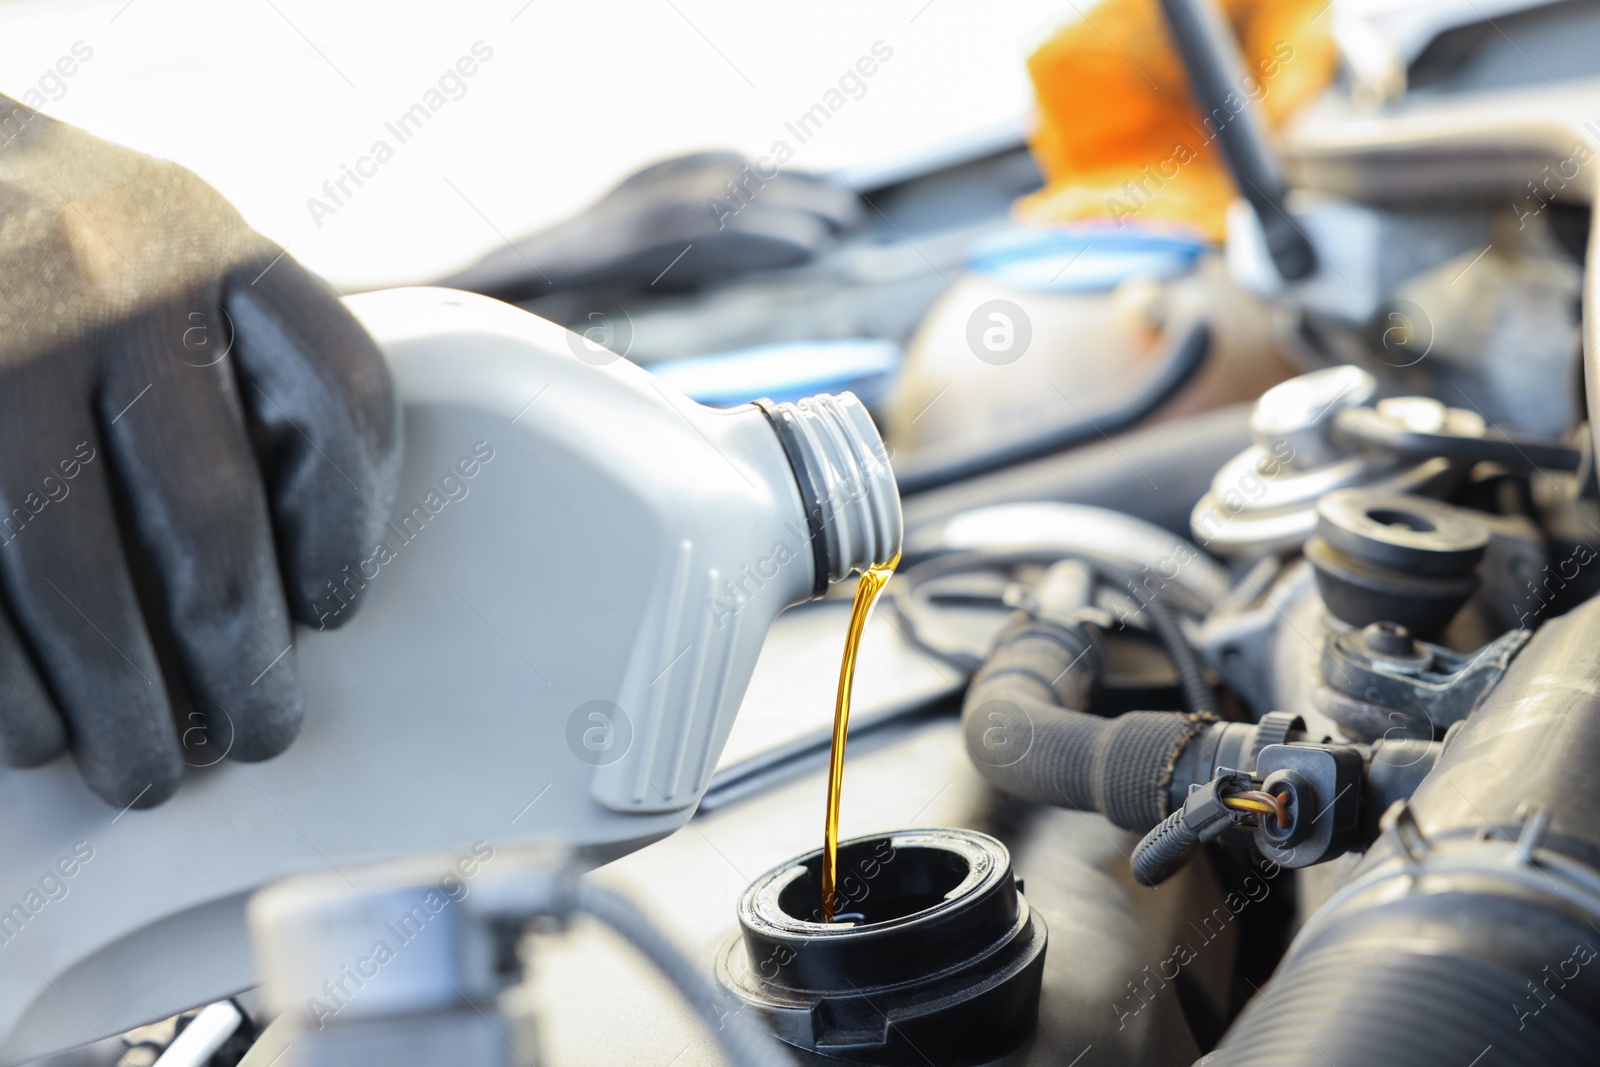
(0, 95, 401, 809)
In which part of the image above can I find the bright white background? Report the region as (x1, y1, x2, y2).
(0, 0, 1077, 290)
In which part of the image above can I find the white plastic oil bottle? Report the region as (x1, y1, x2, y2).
(0, 287, 902, 1064)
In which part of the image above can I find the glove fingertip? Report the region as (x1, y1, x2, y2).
(0, 724, 68, 770)
(85, 751, 182, 811)
(0, 673, 68, 770)
(227, 691, 306, 764)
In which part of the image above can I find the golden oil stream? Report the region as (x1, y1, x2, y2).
(819, 552, 899, 923)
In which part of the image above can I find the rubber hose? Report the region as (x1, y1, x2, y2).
(1130, 809, 1200, 886)
(962, 616, 1215, 832)
(893, 321, 1212, 493)
(1205, 901, 1600, 1065)
(901, 403, 1253, 538)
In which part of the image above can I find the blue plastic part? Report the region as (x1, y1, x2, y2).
(967, 226, 1208, 293)
(647, 338, 901, 408)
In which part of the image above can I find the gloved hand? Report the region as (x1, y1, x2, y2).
(0, 95, 401, 809)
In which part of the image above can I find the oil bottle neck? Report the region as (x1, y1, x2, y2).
(757, 393, 903, 598)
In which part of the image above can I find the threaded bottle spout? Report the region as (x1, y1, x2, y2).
(757, 393, 903, 596)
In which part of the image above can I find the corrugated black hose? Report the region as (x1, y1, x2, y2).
(962, 612, 1216, 833)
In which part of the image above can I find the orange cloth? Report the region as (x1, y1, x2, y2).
(1019, 0, 1335, 240)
